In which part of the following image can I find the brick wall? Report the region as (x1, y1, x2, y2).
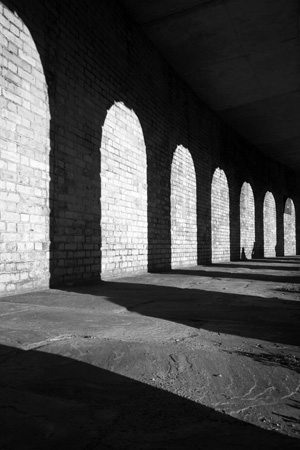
(171, 145, 197, 268)
(0, 2, 50, 294)
(240, 182, 255, 260)
(0, 0, 299, 294)
(263, 191, 277, 257)
(100, 102, 148, 278)
(284, 198, 296, 256)
(211, 168, 230, 263)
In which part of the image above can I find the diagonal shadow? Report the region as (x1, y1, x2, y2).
(212, 263, 300, 272)
(289, 400, 300, 411)
(253, 258, 300, 264)
(276, 287, 300, 295)
(1, 343, 299, 449)
(168, 268, 300, 283)
(224, 350, 300, 374)
(273, 412, 300, 426)
(55, 280, 300, 347)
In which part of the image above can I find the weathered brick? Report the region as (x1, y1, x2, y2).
(101, 102, 148, 278)
(170, 145, 197, 267)
(0, 0, 299, 294)
(240, 182, 255, 260)
(0, 3, 50, 295)
(263, 192, 277, 257)
(284, 198, 296, 256)
(211, 168, 230, 262)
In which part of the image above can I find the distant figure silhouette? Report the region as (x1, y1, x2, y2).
(252, 243, 255, 259)
(241, 247, 247, 261)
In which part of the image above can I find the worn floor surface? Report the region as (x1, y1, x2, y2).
(1, 257, 300, 449)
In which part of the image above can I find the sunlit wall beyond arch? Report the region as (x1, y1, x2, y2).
(240, 182, 255, 260)
(211, 168, 230, 263)
(263, 191, 277, 257)
(284, 198, 296, 256)
(170, 145, 197, 268)
(0, 4, 50, 295)
(100, 102, 148, 277)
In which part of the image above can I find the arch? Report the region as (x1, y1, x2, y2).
(0, 4, 50, 294)
(263, 191, 276, 257)
(100, 102, 148, 277)
(211, 168, 230, 263)
(170, 145, 197, 268)
(240, 182, 255, 260)
(284, 198, 296, 256)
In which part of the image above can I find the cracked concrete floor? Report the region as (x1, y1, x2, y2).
(0, 257, 300, 449)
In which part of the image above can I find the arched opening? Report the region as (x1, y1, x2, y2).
(284, 198, 296, 256)
(0, 4, 50, 295)
(263, 192, 276, 257)
(240, 182, 255, 260)
(171, 145, 197, 268)
(211, 168, 230, 263)
(100, 102, 148, 278)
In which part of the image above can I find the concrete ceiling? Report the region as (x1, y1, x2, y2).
(119, 0, 300, 171)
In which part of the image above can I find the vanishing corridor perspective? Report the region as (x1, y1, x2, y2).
(0, 0, 299, 294)
(1, 1, 300, 448)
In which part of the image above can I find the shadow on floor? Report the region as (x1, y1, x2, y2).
(224, 349, 300, 374)
(60, 277, 300, 346)
(167, 269, 299, 283)
(252, 257, 300, 264)
(1, 343, 299, 450)
(210, 263, 300, 272)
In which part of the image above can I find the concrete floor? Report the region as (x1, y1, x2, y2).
(1, 257, 300, 449)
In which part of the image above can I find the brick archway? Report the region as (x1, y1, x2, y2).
(211, 168, 230, 263)
(0, 3, 50, 294)
(100, 102, 148, 278)
(171, 145, 197, 268)
(240, 182, 255, 260)
(263, 191, 276, 257)
(284, 198, 296, 256)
